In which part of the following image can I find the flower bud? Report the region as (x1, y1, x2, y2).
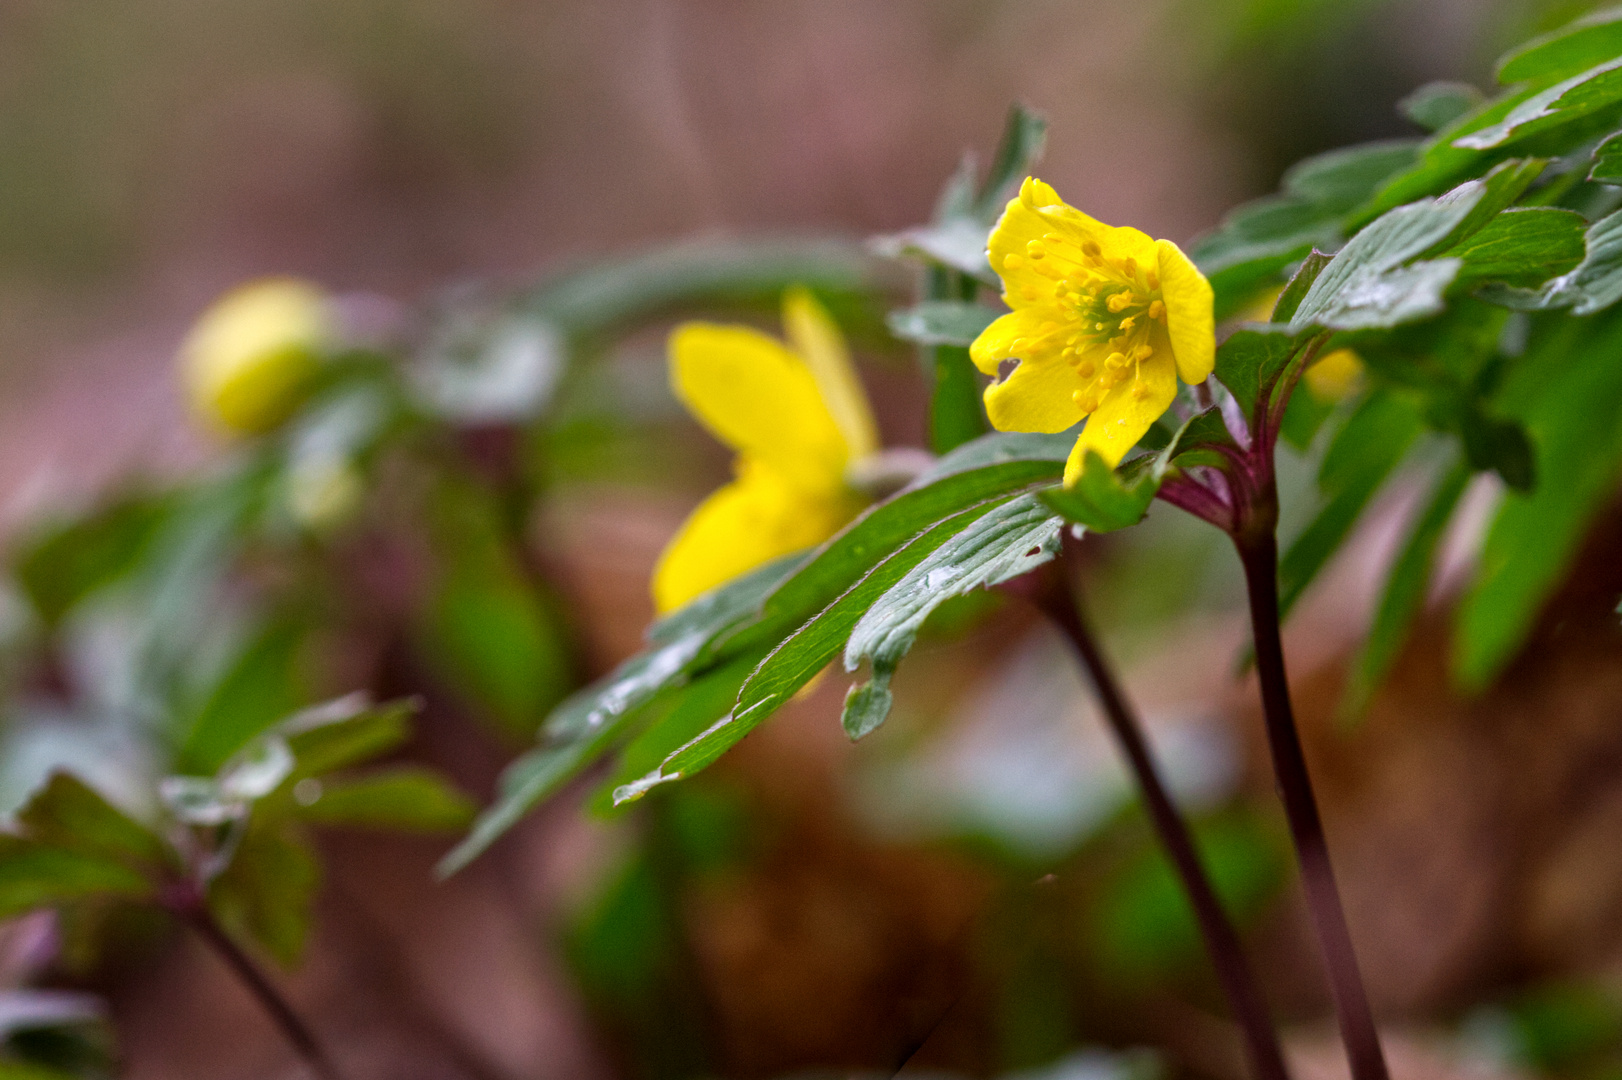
(180, 278, 332, 435)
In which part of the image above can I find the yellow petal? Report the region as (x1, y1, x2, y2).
(1154, 239, 1215, 385)
(1065, 347, 1177, 479)
(181, 277, 330, 435)
(651, 459, 855, 614)
(669, 322, 848, 493)
(781, 286, 879, 460)
(988, 178, 1158, 306)
(968, 308, 1052, 376)
(984, 352, 1087, 435)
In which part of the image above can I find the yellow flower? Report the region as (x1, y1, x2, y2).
(651, 288, 877, 614)
(970, 177, 1215, 485)
(181, 277, 332, 435)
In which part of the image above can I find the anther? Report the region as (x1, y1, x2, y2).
(1077, 360, 1096, 378)
(1082, 240, 1102, 258)
(1106, 292, 1134, 314)
(1118, 316, 1136, 331)
(1146, 272, 1159, 290)
(1132, 344, 1153, 362)
(1131, 385, 1148, 401)
(1122, 257, 1138, 278)
(1026, 240, 1047, 260)
(1105, 352, 1127, 370)
(1148, 300, 1165, 320)
(1003, 253, 1024, 271)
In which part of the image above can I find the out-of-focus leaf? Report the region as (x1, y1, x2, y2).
(1456, 58, 1622, 151)
(12, 496, 171, 626)
(1448, 207, 1587, 287)
(871, 219, 997, 284)
(1496, 7, 1622, 86)
(0, 838, 151, 921)
(418, 479, 572, 741)
(887, 301, 999, 347)
(519, 238, 883, 339)
(1342, 459, 1471, 719)
(1400, 81, 1486, 132)
(415, 312, 565, 422)
(207, 819, 317, 968)
(1456, 309, 1622, 688)
(15, 773, 168, 872)
(1283, 140, 1423, 211)
(973, 103, 1049, 222)
(1535, 208, 1622, 314)
(283, 697, 417, 778)
(840, 493, 1063, 738)
(1042, 455, 1157, 534)
(1591, 129, 1622, 182)
(177, 619, 307, 776)
(294, 768, 474, 833)
(1279, 390, 1424, 619)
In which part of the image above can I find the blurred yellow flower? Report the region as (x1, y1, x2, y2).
(181, 278, 332, 435)
(970, 177, 1215, 485)
(652, 287, 876, 614)
(1303, 347, 1364, 403)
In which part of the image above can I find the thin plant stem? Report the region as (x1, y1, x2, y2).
(1233, 523, 1388, 1080)
(172, 894, 343, 1080)
(1037, 550, 1292, 1080)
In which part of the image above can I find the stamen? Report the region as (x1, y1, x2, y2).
(1076, 360, 1095, 378)
(1146, 272, 1159, 290)
(1122, 257, 1137, 278)
(1106, 292, 1135, 314)
(1118, 316, 1136, 331)
(1105, 352, 1128, 370)
(1131, 384, 1148, 400)
(1132, 344, 1154, 362)
(1082, 240, 1102, 259)
(1026, 240, 1046, 260)
(1003, 253, 1025, 271)
(1148, 300, 1165, 320)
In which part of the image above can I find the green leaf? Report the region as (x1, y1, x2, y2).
(12, 495, 171, 626)
(840, 493, 1063, 738)
(1041, 454, 1158, 533)
(208, 819, 318, 968)
(1342, 459, 1471, 719)
(282, 697, 417, 777)
(443, 438, 1069, 873)
(973, 103, 1049, 222)
(593, 651, 763, 811)
(1271, 250, 1334, 325)
(1279, 390, 1425, 619)
(1590, 129, 1622, 182)
(927, 342, 991, 454)
(1455, 309, 1622, 688)
(519, 238, 881, 339)
(177, 619, 308, 776)
(1282, 139, 1423, 211)
(1399, 82, 1486, 132)
(15, 773, 169, 873)
(1496, 7, 1622, 86)
(1291, 165, 1541, 332)
(1212, 327, 1302, 421)
(294, 768, 475, 833)
(1447, 207, 1588, 287)
(0, 837, 152, 920)
(634, 502, 1002, 792)
(1193, 141, 1420, 318)
(1542, 207, 1622, 314)
(871, 219, 997, 284)
(1457, 58, 1622, 151)
(887, 301, 999, 347)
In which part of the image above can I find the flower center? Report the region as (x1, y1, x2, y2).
(1003, 233, 1169, 414)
